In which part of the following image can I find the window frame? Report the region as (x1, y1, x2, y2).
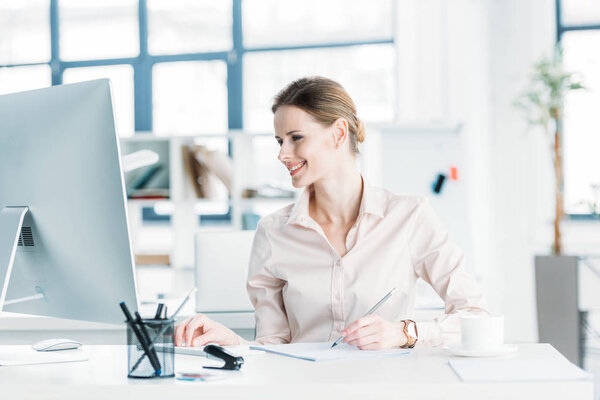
(0, 0, 397, 223)
(1, 0, 396, 131)
(556, 0, 600, 219)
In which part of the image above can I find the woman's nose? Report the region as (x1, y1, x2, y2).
(278, 142, 291, 162)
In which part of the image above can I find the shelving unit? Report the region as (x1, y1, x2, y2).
(120, 132, 299, 269)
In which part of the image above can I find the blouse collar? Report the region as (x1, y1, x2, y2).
(286, 176, 385, 226)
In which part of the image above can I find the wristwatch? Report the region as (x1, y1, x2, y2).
(400, 319, 418, 348)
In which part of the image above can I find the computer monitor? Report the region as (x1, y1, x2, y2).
(0, 79, 139, 324)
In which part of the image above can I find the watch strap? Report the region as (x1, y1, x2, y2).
(400, 319, 418, 349)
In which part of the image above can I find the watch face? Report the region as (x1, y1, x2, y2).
(406, 321, 417, 339)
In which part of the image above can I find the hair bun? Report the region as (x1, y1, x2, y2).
(355, 118, 366, 144)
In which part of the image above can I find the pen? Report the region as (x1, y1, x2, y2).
(330, 287, 397, 348)
(135, 311, 162, 373)
(119, 302, 161, 375)
(168, 287, 197, 319)
(129, 287, 197, 373)
(154, 303, 164, 320)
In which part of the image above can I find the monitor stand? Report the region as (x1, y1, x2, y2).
(0, 206, 45, 310)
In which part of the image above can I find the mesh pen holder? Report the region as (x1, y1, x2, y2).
(126, 318, 175, 379)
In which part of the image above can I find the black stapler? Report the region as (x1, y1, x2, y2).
(203, 344, 244, 371)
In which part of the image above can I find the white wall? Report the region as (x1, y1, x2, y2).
(487, 0, 557, 342)
(386, 0, 583, 343)
(388, 0, 494, 305)
(390, 0, 493, 279)
(444, 0, 493, 289)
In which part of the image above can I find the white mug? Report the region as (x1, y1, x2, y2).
(459, 314, 504, 351)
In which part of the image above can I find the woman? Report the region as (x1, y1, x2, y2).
(174, 77, 488, 350)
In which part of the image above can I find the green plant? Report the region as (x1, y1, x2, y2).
(514, 44, 584, 255)
(584, 183, 600, 217)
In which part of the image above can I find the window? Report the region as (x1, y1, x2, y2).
(557, 1, 600, 215)
(153, 61, 228, 135)
(242, 0, 394, 47)
(147, 0, 232, 54)
(0, 64, 51, 95)
(59, 0, 139, 61)
(63, 64, 135, 136)
(244, 44, 396, 132)
(0, 0, 395, 134)
(0, 0, 50, 65)
(0, 0, 397, 221)
(560, 0, 600, 26)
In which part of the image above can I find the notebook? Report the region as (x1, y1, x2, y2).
(449, 345, 593, 382)
(249, 342, 411, 362)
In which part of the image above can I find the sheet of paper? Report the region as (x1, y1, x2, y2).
(224, 345, 265, 357)
(250, 342, 411, 362)
(449, 349, 593, 383)
(0, 346, 88, 366)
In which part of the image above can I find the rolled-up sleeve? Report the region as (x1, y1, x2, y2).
(246, 221, 291, 344)
(408, 198, 489, 347)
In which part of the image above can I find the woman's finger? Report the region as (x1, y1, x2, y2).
(348, 332, 379, 348)
(192, 330, 219, 347)
(183, 315, 209, 347)
(342, 314, 378, 337)
(343, 323, 377, 343)
(174, 317, 192, 346)
(357, 340, 384, 351)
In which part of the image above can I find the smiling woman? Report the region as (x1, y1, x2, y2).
(175, 76, 490, 350)
(271, 78, 366, 196)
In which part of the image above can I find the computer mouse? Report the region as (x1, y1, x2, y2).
(32, 338, 83, 352)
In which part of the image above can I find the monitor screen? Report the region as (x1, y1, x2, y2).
(0, 79, 139, 324)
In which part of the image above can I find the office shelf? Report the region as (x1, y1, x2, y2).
(121, 132, 299, 269)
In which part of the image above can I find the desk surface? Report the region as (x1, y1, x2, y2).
(0, 344, 592, 400)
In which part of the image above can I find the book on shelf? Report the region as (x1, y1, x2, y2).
(135, 253, 171, 266)
(181, 145, 204, 198)
(128, 165, 162, 191)
(193, 145, 233, 192)
(126, 162, 169, 199)
(181, 144, 233, 199)
(126, 165, 162, 197)
(128, 188, 170, 199)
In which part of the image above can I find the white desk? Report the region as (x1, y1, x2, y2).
(0, 344, 592, 400)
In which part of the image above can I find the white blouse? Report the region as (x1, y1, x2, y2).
(246, 181, 489, 347)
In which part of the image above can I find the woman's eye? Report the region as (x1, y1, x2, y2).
(276, 140, 283, 146)
(292, 135, 303, 141)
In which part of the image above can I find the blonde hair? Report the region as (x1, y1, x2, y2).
(272, 76, 365, 153)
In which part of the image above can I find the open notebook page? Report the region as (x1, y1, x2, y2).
(250, 342, 411, 362)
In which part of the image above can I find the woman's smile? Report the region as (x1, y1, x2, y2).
(288, 160, 306, 176)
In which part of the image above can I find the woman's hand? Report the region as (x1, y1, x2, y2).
(174, 314, 241, 347)
(341, 315, 406, 350)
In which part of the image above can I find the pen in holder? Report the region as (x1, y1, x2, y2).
(126, 318, 175, 379)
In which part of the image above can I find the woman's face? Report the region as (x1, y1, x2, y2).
(274, 105, 339, 188)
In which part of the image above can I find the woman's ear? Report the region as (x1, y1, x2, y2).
(331, 118, 349, 149)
